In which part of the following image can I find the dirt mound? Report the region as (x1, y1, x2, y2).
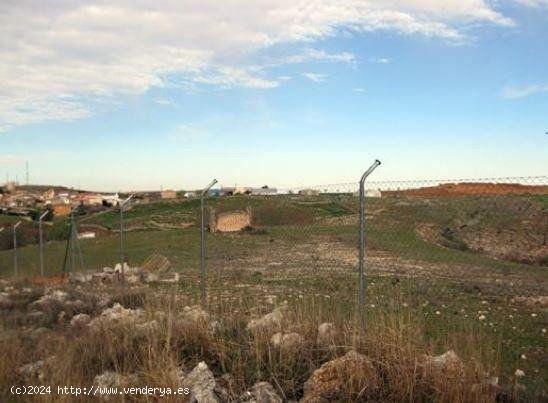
(384, 182, 548, 197)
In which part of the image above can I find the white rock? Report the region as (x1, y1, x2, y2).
(316, 322, 337, 346)
(183, 361, 228, 402)
(247, 307, 285, 334)
(270, 332, 303, 352)
(93, 371, 138, 388)
(70, 313, 91, 327)
(239, 381, 282, 403)
(88, 303, 144, 329)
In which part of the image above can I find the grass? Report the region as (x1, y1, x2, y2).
(0, 193, 546, 400)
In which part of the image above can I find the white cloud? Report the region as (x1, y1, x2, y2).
(354, 87, 366, 93)
(513, 0, 548, 7)
(303, 73, 327, 83)
(371, 57, 391, 64)
(0, 1, 517, 131)
(501, 83, 548, 99)
(0, 155, 26, 165)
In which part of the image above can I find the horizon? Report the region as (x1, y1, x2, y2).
(1, 1, 547, 190)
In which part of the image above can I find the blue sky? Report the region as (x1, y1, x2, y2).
(0, 1, 547, 191)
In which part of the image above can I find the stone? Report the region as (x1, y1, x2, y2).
(31, 289, 69, 308)
(103, 266, 115, 274)
(316, 322, 337, 346)
(423, 350, 464, 378)
(69, 272, 93, 283)
(88, 303, 144, 329)
(270, 332, 304, 352)
(18, 360, 44, 379)
(183, 361, 228, 402)
(70, 313, 91, 327)
(239, 382, 282, 403)
(93, 371, 138, 388)
(0, 292, 12, 309)
(247, 306, 285, 335)
(301, 350, 379, 402)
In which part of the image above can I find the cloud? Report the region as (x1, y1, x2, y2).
(501, 83, 548, 99)
(513, 0, 548, 7)
(0, 1, 516, 131)
(371, 57, 391, 64)
(303, 73, 327, 83)
(354, 87, 366, 93)
(0, 155, 26, 165)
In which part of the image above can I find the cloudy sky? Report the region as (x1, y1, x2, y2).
(0, 1, 547, 191)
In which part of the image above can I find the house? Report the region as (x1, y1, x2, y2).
(298, 188, 319, 196)
(250, 186, 277, 196)
(161, 189, 177, 199)
(52, 203, 71, 216)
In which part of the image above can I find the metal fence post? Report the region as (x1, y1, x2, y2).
(13, 221, 22, 277)
(38, 211, 49, 277)
(119, 195, 134, 280)
(200, 179, 218, 305)
(358, 160, 381, 330)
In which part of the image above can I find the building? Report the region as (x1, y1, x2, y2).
(161, 189, 177, 199)
(298, 188, 320, 196)
(52, 203, 71, 216)
(250, 186, 277, 196)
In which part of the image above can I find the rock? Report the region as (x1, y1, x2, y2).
(92, 272, 117, 284)
(88, 303, 144, 329)
(103, 266, 115, 274)
(160, 272, 180, 283)
(423, 350, 464, 377)
(0, 292, 12, 309)
(70, 313, 91, 327)
(18, 360, 44, 379)
(69, 272, 93, 283)
(183, 361, 228, 402)
(316, 323, 337, 346)
(511, 296, 548, 308)
(97, 294, 112, 309)
(181, 305, 210, 324)
(31, 289, 69, 308)
(270, 332, 304, 352)
(93, 371, 139, 388)
(301, 350, 379, 402)
(144, 272, 160, 283)
(239, 382, 282, 403)
(125, 274, 141, 284)
(247, 306, 285, 335)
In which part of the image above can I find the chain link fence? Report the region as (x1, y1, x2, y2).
(0, 175, 546, 299)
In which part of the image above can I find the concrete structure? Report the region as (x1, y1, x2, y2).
(209, 208, 252, 232)
(161, 189, 177, 199)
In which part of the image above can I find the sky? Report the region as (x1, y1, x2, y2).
(0, 0, 547, 192)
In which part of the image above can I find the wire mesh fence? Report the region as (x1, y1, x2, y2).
(0, 175, 546, 300)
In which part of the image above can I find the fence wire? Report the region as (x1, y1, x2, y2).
(0, 176, 546, 300)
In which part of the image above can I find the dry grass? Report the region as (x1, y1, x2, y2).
(0, 280, 517, 403)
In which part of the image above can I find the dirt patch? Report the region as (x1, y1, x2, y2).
(384, 182, 548, 197)
(417, 224, 547, 267)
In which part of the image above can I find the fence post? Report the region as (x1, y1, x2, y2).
(200, 179, 218, 305)
(13, 221, 22, 277)
(119, 195, 134, 281)
(358, 160, 381, 330)
(38, 211, 49, 277)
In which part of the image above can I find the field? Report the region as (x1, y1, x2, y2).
(0, 193, 546, 401)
